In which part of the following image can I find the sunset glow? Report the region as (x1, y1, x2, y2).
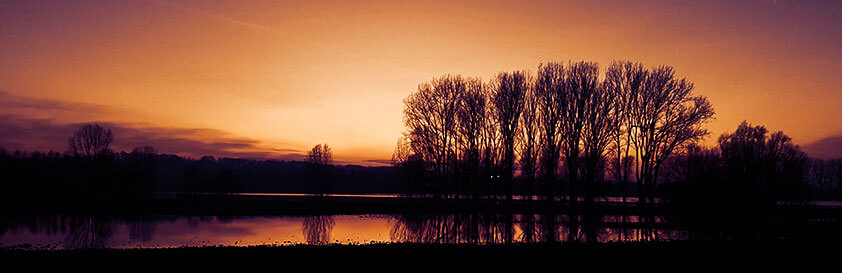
(2, 0, 841, 164)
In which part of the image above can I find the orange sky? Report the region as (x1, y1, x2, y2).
(2, 0, 841, 164)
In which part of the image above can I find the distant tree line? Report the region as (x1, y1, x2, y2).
(393, 60, 838, 207)
(0, 124, 396, 211)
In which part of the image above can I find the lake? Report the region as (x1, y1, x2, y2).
(0, 213, 686, 250)
(3, 193, 840, 250)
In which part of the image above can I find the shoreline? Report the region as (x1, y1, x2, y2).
(3, 193, 841, 216)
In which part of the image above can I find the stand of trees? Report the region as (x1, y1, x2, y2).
(395, 60, 717, 207)
(394, 60, 842, 209)
(657, 122, 816, 238)
(661, 121, 813, 204)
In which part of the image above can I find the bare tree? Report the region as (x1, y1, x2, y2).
(808, 158, 839, 192)
(308, 143, 333, 195)
(455, 78, 488, 198)
(580, 64, 616, 208)
(535, 62, 566, 201)
(518, 83, 540, 201)
(391, 135, 429, 195)
(560, 61, 600, 207)
(603, 61, 646, 205)
(403, 75, 466, 196)
(481, 99, 502, 198)
(67, 123, 114, 158)
(628, 65, 715, 206)
(394, 60, 715, 206)
(491, 71, 529, 202)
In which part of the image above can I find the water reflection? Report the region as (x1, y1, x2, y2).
(0, 213, 690, 249)
(302, 216, 335, 245)
(65, 216, 113, 249)
(129, 218, 155, 243)
(389, 213, 684, 244)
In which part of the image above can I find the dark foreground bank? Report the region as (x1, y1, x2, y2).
(1, 241, 837, 269)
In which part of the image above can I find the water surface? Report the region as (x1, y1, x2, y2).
(0, 213, 683, 250)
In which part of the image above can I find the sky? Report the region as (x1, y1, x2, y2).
(1, 0, 841, 164)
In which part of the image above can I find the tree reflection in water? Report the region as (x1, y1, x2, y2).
(129, 218, 155, 242)
(390, 214, 515, 244)
(519, 214, 538, 243)
(0, 213, 689, 248)
(390, 213, 684, 244)
(65, 216, 113, 249)
(302, 216, 335, 245)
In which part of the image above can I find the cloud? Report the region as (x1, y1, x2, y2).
(0, 90, 115, 123)
(360, 159, 394, 166)
(0, 91, 303, 160)
(0, 114, 303, 160)
(802, 136, 842, 159)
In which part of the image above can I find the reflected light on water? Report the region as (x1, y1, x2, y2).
(0, 214, 690, 250)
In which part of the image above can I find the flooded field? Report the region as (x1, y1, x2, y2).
(0, 213, 687, 250)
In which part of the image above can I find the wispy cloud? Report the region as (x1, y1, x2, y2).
(150, 0, 425, 79)
(0, 91, 303, 160)
(361, 159, 394, 166)
(0, 90, 116, 122)
(803, 136, 842, 160)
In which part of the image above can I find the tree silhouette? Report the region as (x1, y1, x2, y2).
(403, 75, 466, 197)
(519, 84, 539, 201)
(128, 145, 158, 198)
(807, 158, 838, 192)
(559, 61, 601, 207)
(67, 123, 114, 158)
(395, 60, 717, 206)
(455, 77, 489, 197)
(535, 62, 566, 202)
(579, 62, 616, 208)
(627, 65, 714, 206)
(719, 121, 807, 204)
(603, 61, 646, 205)
(308, 143, 334, 195)
(392, 136, 430, 195)
(130, 145, 157, 173)
(490, 71, 529, 202)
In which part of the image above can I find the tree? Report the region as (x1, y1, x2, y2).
(718, 121, 807, 203)
(518, 83, 540, 201)
(130, 145, 157, 169)
(627, 65, 714, 206)
(535, 62, 566, 201)
(603, 61, 646, 205)
(490, 71, 529, 202)
(392, 136, 431, 195)
(560, 61, 602, 207)
(128, 145, 158, 197)
(808, 159, 833, 192)
(308, 143, 334, 195)
(402, 75, 467, 197)
(455, 78, 489, 197)
(578, 63, 615, 208)
(67, 123, 114, 158)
